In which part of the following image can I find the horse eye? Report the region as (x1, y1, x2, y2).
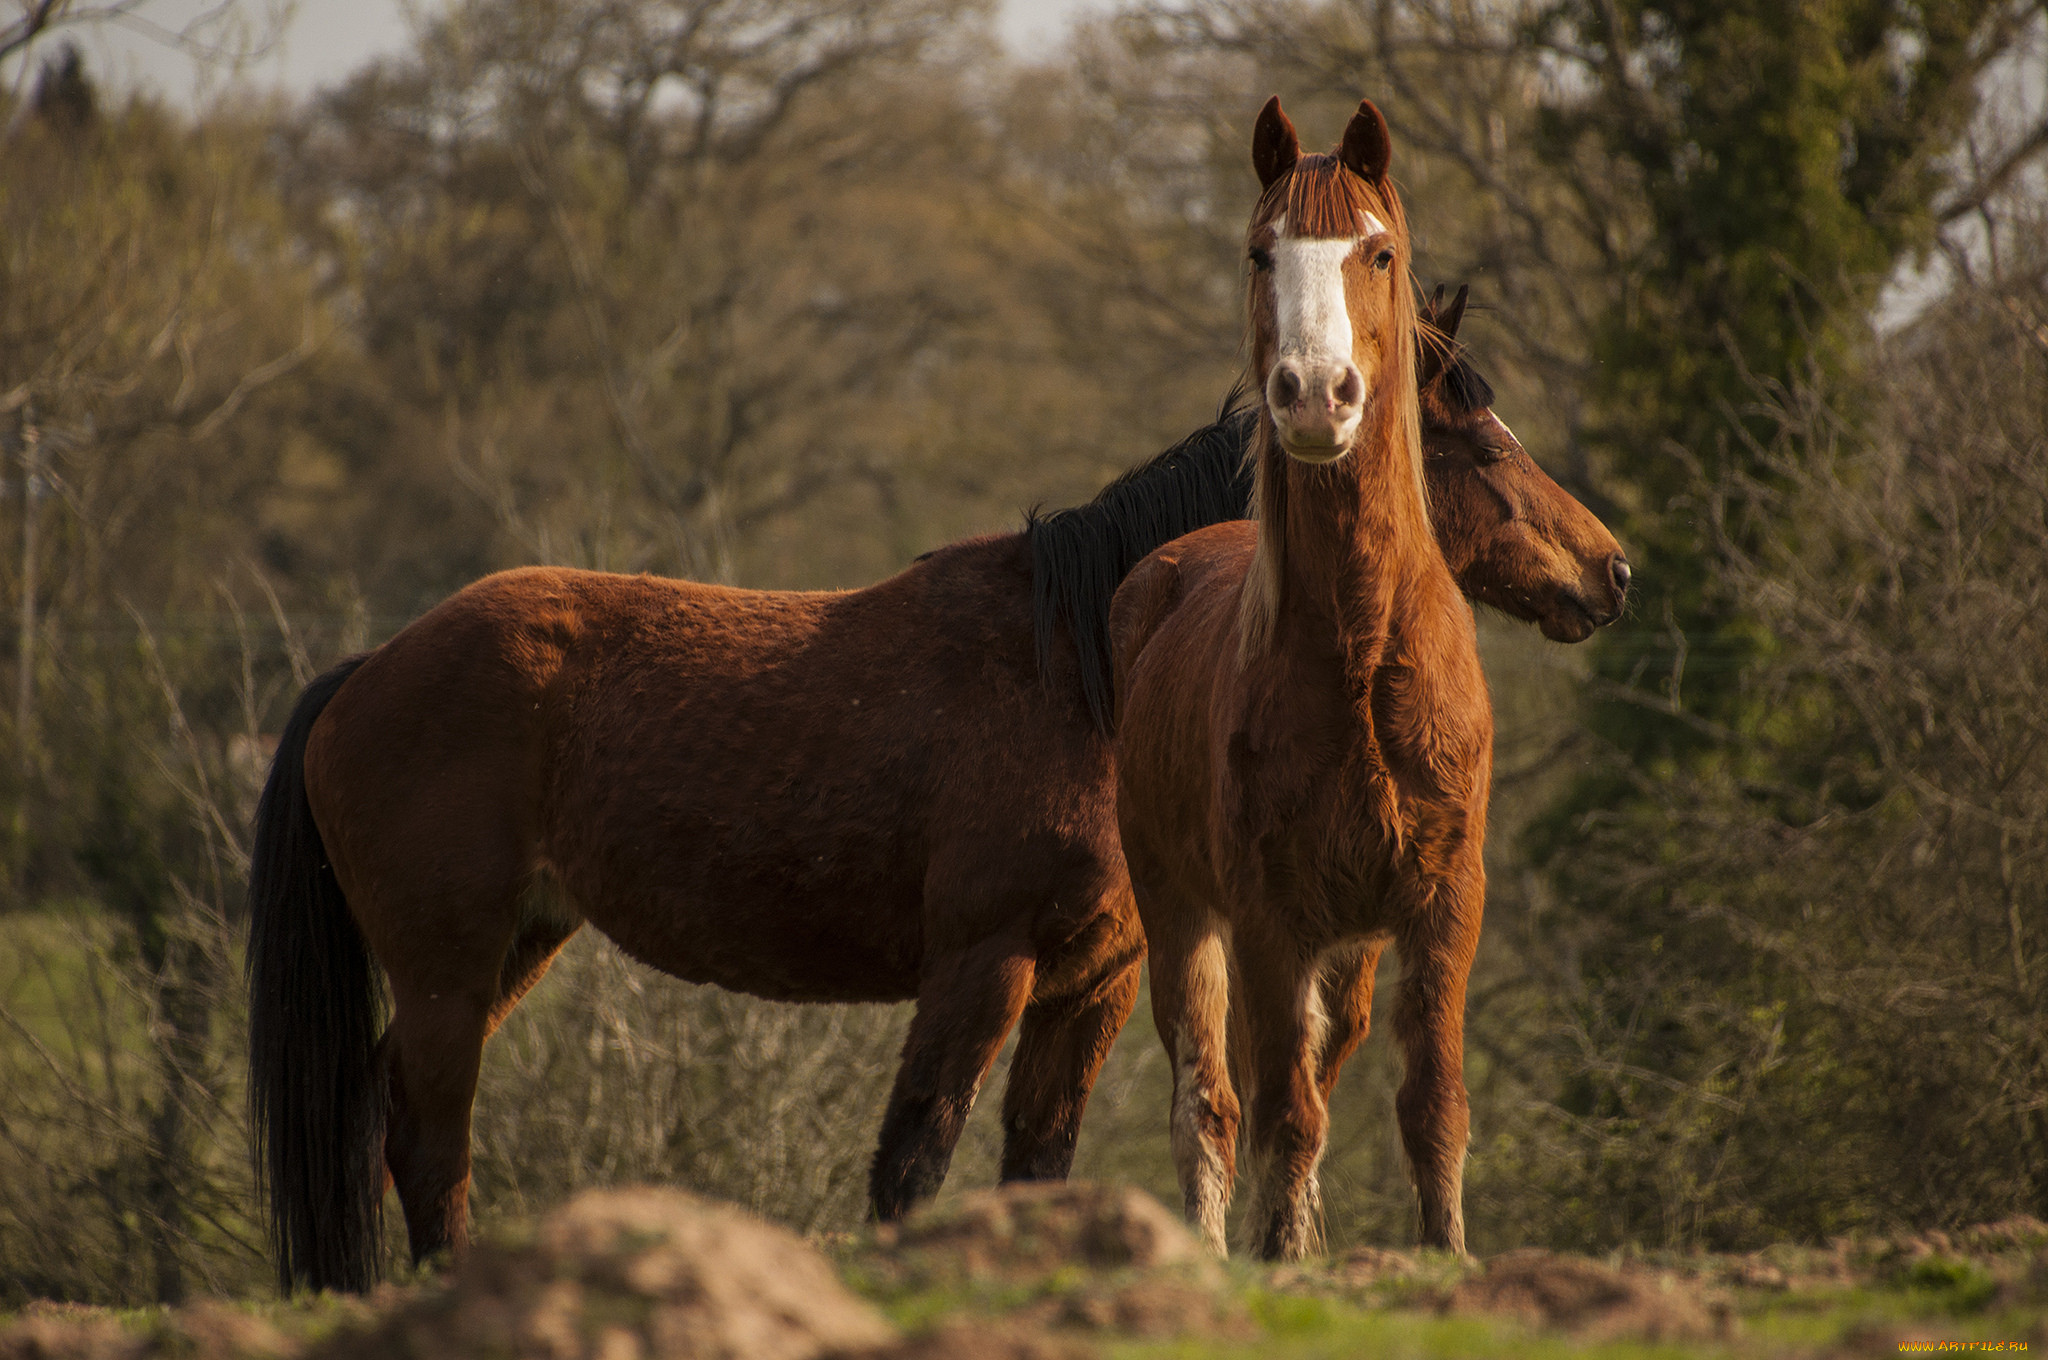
(1474, 440, 1510, 465)
(1249, 246, 1274, 272)
(1373, 248, 1395, 271)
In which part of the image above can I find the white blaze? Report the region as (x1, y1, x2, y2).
(1272, 235, 1358, 368)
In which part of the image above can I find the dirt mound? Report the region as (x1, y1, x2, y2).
(1262, 1244, 1437, 1305)
(1038, 1275, 1248, 1341)
(0, 1188, 1090, 1360)
(0, 1309, 138, 1360)
(1716, 1253, 1790, 1291)
(872, 1183, 1203, 1286)
(0, 1301, 299, 1360)
(1445, 1248, 1734, 1343)
(316, 1187, 895, 1360)
(852, 1182, 1236, 1343)
(1326, 1246, 1422, 1287)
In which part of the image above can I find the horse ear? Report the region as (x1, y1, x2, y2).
(1418, 335, 1448, 387)
(1339, 98, 1392, 183)
(1440, 283, 1470, 339)
(1417, 285, 1449, 386)
(1253, 96, 1299, 190)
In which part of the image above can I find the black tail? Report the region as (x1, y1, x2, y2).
(246, 654, 383, 1294)
(1026, 392, 1256, 732)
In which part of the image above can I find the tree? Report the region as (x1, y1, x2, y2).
(0, 64, 334, 1302)
(270, 0, 1245, 599)
(1524, 0, 2047, 768)
(1512, 236, 2048, 1245)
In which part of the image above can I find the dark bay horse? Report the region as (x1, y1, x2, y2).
(1111, 97, 1496, 1260)
(247, 300, 1623, 1292)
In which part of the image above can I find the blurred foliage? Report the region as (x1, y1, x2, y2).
(1521, 260, 2048, 1247)
(470, 931, 913, 1235)
(1, 0, 2046, 1304)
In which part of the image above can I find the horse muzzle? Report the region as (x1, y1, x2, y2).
(1268, 356, 1364, 460)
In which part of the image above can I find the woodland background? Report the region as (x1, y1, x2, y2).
(2, 0, 2047, 1306)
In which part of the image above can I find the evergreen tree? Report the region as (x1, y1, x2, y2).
(1529, 0, 2027, 766)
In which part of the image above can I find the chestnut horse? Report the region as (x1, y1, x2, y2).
(1112, 97, 1495, 1260)
(1035, 284, 1627, 735)
(246, 308, 1620, 1291)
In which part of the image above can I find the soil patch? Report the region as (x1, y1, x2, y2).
(872, 1183, 1203, 1286)
(0, 1301, 300, 1360)
(853, 1183, 1241, 1343)
(1445, 1248, 1734, 1343)
(317, 1186, 895, 1360)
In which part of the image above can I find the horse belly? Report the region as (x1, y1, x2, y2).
(542, 785, 926, 1000)
(577, 869, 926, 1004)
(542, 706, 931, 1003)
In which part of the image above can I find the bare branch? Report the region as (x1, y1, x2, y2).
(1939, 116, 2048, 224)
(0, 0, 76, 66)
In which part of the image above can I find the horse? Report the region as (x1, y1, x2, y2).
(1034, 282, 1628, 734)
(1110, 96, 1496, 1261)
(246, 299, 1622, 1294)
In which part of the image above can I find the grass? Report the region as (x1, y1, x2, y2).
(0, 908, 152, 1052)
(1106, 1310, 1697, 1360)
(846, 1232, 2048, 1360)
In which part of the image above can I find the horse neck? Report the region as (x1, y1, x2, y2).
(1253, 400, 1442, 665)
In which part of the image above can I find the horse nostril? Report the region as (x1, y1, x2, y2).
(1273, 366, 1302, 408)
(1610, 555, 1631, 598)
(1334, 365, 1363, 410)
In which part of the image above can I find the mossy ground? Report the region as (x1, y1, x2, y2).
(7, 1202, 2045, 1359)
(842, 1231, 2048, 1359)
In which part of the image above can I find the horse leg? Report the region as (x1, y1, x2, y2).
(371, 914, 573, 1184)
(364, 873, 549, 1267)
(379, 984, 495, 1266)
(1146, 916, 1238, 1254)
(373, 896, 577, 1266)
(869, 937, 1036, 1221)
(1393, 897, 1482, 1257)
(1236, 933, 1328, 1262)
(1315, 940, 1387, 1104)
(998, 956, 1142, 1183)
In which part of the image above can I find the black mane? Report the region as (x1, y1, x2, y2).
(1418, 287, 1496, 416)
(1437, 345, 1495, 414)
(1026, 394, 1257, 733)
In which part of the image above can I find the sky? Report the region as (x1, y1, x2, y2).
(5, 0, 1111, 104)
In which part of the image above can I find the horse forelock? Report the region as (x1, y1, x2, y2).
(1252, 153, 1394, 241)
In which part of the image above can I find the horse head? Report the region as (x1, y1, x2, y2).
(1418, 285, 1631, 642)
(1246, 96, 1415, 467)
